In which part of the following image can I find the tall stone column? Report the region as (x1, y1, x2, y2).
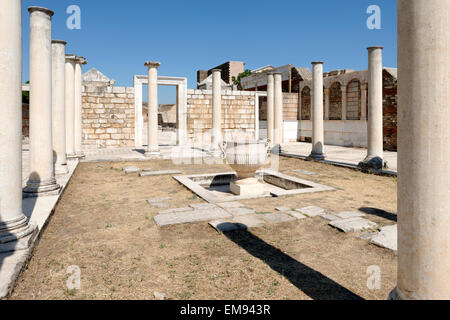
(144, 61, 161, 157)
(273, 72, 283, 152)
(0, 0, 36, 252)
(341, 86, 347, 120)
(23, 7, 61, 197)
(391, 0, 450, 300)
(210, 69, 223, 156)
(266, 73, 275, 147)
(65, 55, 76, 158)
(52, 40, 68, 174)
(358, 47, 384, 170)
(361, 83, 367, 121)
(74, 56, 87, 158)
(308, 62, 326, 160)
(324, 88, 330, 120)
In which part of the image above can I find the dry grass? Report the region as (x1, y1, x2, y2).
(10, 157, 397, 300)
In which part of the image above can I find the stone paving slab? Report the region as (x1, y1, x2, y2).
(287, 211, 308, 220)
(158, 207, 193, 215)
(123, 166, 141, 174)
(370, 225, 397, 252)
(336, 211, 366, 219)
(147, 197, 172, 208)
(154, 208, 231, 227)
(275, 207, 291, 212)
(232, 215, 266, 229)
(292, 169, 316, 176)
(227, 207, 256, 217)
(320, 214, 342, 222)
(209, 220, 242, 232)
(189, 203, 218, 210)
(329, 217, 378, 233)
(295, 206, 326, 217)
(216, 202, 245, 209)
(140, 170, 182, 177)
(260, 213, 297, 224)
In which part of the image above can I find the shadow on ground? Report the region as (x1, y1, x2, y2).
(223, 228, 363, 300)
(359, 207, 397, 222)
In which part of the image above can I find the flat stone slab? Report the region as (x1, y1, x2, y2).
(260, 213, 297, 224)
(329, 217, 378, 233)
(154, 208, 231, 227)
(158, 207, 193, 215)
(295, 206, 326, 217)
(320, 214, 342, 222)
(232, 215, 266, 229)
(227, 207, 256, 217)
(292, 169, 316, 176)
(336, 211, 366, 219)
(209, 220, 242, 232)
(123, 166, 140, 174)
(359, 232, 378, 240)
(287, 211, 307, 220)
(370, 225, 397, 252)
(217, 202, 245, 209)
(189, 203, 218, 210)
(140, 170, 182, 177)
(147, 197, 172, 208)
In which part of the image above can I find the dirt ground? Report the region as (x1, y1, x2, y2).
(11, 156, 397, 300)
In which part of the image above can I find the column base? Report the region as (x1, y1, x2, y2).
(23, 178, 62, 198)
(306, 153, 326, 161)
(144, 150, 161, 159)
(66, 153, 79, 160)
(74, 152, 85, 159)
(358, 156, 383, 171)
(0, 216, 38, 254)
(388, 287, 407, 300)
(55, 164, 69, 175)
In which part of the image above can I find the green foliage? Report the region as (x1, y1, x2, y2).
(232, 69, 252, 89)
(22, 80, 29, 103)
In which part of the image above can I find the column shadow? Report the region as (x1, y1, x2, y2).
(222, 228, 364, 300)
(359, 207, 397, 222)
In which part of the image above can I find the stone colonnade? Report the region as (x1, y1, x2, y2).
(144, 61, 161, 158)
(308, 62, 325, 160)
(0, 3, 86, 251)
(210, 69, 222, 156)
(265, 72, 283, 152)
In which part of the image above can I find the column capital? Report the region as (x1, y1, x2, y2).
(75, 56, 87, 65)
(65, 54, 77, 63)
(28, 6, 54, 17)
(144, 61, 161, 69)
(211, 69, 221, 74)
(311, 61, 324, 65)
(367, 46, 384, 51)
(52, 39, 67, 46)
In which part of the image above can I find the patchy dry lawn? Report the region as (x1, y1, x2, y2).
(10, 157, 397, 300)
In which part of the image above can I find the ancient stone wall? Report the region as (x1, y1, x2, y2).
(81, 83, 135, 148)
(187, 89, 256, 141)
(383, 72, 398, 151)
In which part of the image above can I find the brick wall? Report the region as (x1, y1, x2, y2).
(82, 83, 135, 148)
(187, 89, 256, 141)
(22, 103, 29, 142)
(383, 73, 398, 151)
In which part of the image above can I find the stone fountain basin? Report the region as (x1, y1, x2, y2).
(173, 170, 335, 203)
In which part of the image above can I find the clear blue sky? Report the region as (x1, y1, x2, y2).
(22, 0, 397, 103)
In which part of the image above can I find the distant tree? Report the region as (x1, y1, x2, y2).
(22, 81, 29, 103)
(232, 69, 252, 90)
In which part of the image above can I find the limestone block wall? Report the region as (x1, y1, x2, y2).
(186, 89, 256, 141)
(81, 83, 135, 148)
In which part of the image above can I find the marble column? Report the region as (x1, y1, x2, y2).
(358, 47, 384, 170)
(23, 7, 61, 197)
(273, 72, 283, 152)
(0, 0, 36, 252)
(341, 85, 347, 120)
(52, 40, 68, 174)
(308, 62, 326, 160)
(390, 0, 450, 300)
(210, 69, 222, 156)
(74, 56, 87, 158)
(65, 55, 76, 158)
(361, 83, 367, 121)
(324, 88, 330, 120)
(266, 73, 275, 147)
(144, 61, 161, 157)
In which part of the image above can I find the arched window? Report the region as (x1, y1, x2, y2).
(329, 82, 342, 120)
(346, 80, 361, 120)
(301, 86, 311, 120)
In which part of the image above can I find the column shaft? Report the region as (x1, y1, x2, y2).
(309, 62, 325, 160)
(52, 40, 68, 174)
(266, 73, 274, 147)
(144, 61, 161, 157)
(359, 47, 384, 170)
(211, 69, 222, 155)
(392, 0, 450, 300)
(65, 56, 76, 157)
(0, 0, 36, 248)
(273, 73, 283, 152)
(24, 7, 60, 197)
(73, 57, 86, 158)
(361, 83, 367, 121)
